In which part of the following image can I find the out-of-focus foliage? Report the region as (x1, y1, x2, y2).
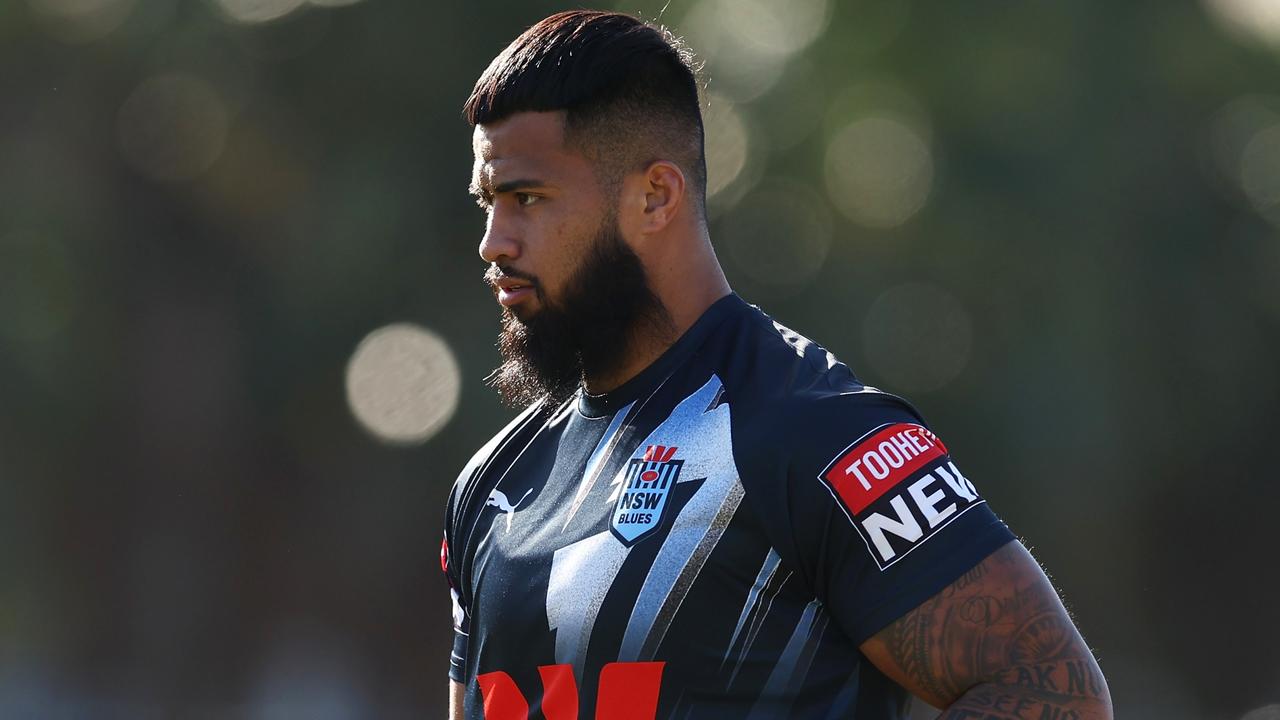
(1, 0, 1277, 716)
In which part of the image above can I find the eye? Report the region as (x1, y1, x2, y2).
(515, 192, 540, 207)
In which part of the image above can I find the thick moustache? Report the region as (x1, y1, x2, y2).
(490, 276, 532, 291)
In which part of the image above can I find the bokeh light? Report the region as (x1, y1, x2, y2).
(210, 0, 306, 24)
(862, 283, 972, 393)
(117, 73, 229, 182)
(721, 178, 832, 295)
(1208, 96, 1280, 225)
(702, 92, 752, 201)
(1209, 96, 1279, 186)
(679, 0, 830, 101)
(1241, 124, 1280, 214)
(25, 0, 136, 43)
(209, 0, 367, 24)
(720, 0, 832, 59)
(345, 323, 461, 446)
(824, 115, 934, 229)
(1203, 0, 1280, 46)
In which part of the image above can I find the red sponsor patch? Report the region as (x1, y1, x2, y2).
(822, 423, 947, 514)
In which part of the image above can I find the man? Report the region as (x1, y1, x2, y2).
(443, 10, 1112, 719)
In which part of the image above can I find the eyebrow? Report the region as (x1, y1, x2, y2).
(469, 177, 547, 200)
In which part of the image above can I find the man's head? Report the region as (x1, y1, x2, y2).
(466, 11, 706, 407)
(466, 10, 706, 213)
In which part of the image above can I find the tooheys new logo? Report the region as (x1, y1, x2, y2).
(610, 444, 682, 546)
(818, 423, 983, 569)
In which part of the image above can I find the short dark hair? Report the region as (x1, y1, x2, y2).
(464, 10, 707, 217)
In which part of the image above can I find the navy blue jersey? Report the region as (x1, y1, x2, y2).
(442, 294, 1013, 719)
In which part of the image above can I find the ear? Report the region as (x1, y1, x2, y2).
(635, 160, 686, 234)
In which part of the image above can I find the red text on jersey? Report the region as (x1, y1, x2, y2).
(822, 423, 947, 513)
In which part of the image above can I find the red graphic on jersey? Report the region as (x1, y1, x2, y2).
(643, 445, 677, 462)
(822, 423, 947, 514)
(476, 661, 664, 719)
(537, 665, 579, 719)
(597, 661, 664, 719)
(477, 671, 528, 719)
(640, 446, 676, 487)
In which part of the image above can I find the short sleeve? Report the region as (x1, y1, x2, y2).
(442, 478, 471, 683)
(441, 531, 471, 682)
(765, 391, 1014, 645)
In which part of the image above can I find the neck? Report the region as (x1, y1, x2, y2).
(581, 312, 677, 394)
(582, 229, 731, 394)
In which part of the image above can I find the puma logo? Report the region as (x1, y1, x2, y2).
(485, 488, 533, 531)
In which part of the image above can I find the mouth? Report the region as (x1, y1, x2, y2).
(496, 283, 535, 307)
(486, 270, 538, 308)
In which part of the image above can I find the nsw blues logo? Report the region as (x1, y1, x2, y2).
(610, 444, 683, 546)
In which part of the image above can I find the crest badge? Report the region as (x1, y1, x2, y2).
(610, 444, 683, 546)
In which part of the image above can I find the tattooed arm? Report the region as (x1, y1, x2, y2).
(859, 541, 1113, 719)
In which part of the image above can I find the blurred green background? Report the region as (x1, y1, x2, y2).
(2, 0, 1278, 717)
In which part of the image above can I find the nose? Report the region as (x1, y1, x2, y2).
(478, 208, 520, 264)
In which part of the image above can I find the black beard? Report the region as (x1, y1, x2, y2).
(487, 218, 673, 408)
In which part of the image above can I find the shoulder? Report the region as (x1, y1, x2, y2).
(714, 300, 860, 398)
(712, 301, 927, 462)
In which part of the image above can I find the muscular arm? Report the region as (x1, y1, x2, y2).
(860, 541, 1113, 719)
(449, 679, 464, 720)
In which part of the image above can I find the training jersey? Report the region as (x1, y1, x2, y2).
(442, 293, 1014, 719)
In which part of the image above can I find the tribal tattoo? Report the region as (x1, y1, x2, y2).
(860, 541, 1113, 720)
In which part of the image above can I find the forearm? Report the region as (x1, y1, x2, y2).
(449, 679, 464, 720)
(940, 657, 1113, 720)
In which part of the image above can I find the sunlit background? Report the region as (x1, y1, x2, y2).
(2, 0, 1279, 717)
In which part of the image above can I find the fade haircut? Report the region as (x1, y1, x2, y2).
(464, 10, 707, 217)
